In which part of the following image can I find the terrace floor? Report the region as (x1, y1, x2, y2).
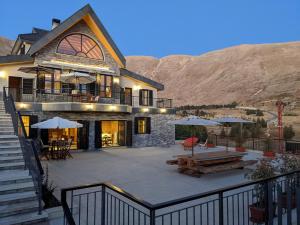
(44, 144, 262, 204)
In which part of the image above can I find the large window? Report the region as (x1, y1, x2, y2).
(57, 34, 104, 60)
(21, 116, 30, 137)
(100, 75, 112, 98)
(135, 117, 151, 134)
(139, 89, 153, 106)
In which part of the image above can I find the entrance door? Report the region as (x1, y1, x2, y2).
(100, 121, 126, 147)
(77, 120, 89, 150)
(8, 77, 22, 101)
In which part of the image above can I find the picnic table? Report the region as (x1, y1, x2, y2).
(167, 151, 257, 177)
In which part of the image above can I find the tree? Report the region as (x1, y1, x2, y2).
(283, 125, 295, 140)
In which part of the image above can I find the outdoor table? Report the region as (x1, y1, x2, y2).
(49, 140, 70, 160)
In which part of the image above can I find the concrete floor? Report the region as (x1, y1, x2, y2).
(44, 144, 262, 204)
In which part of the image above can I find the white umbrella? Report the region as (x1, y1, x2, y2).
(31, 117, 83, 129)
(169, 116, 221, 155)
(61, 72, 96, 85)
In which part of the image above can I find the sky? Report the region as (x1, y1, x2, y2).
(1, 0, 300, 58)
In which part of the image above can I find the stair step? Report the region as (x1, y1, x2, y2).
(0, 131, 15, 135)
(0, 140, 19, 144)
(0, 200, 39, 218)
(0, 150, 22, 157)
(0, 191, 37, 206)
(0, 156, 23, 163)
(0, 211, 48, 225)
(0, 135, 18, 139)
(0, 145, 21, 150)
(0, 162, 24, 171)
(0, 181, 34, 195)
(0, 170, 31, 185)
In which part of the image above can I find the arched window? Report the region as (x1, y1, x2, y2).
(57, 34, 104, 60)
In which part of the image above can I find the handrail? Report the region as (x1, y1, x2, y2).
(4, 87, 173, 108)
(61, 168, 300, 222)
(3, 87, 43, 214)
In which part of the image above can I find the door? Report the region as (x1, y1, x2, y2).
(8, 77, 22, 101)
(77, 120, 89, 149)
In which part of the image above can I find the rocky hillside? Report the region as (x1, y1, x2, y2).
(0, 36, 14, 56)
(126, 42, 300, 106)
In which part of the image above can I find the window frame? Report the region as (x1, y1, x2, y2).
(22, 78, 34, 94)
(56, 33, 104, 60)
(99, 75, 113, 98)
(139, 89, 153, 106)
(135, 117, 151, 134)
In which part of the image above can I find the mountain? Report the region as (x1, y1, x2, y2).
(126, 42, 300, 106)
(0, 36, 14, 56)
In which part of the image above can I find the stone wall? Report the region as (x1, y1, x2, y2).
(132, 113, 176, 147)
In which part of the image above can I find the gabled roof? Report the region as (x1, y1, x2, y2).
(120, 69, 164, 91)
(27, 4, 126, 67)
(11, 28, 49, 54)
(0, 55, 34, 65)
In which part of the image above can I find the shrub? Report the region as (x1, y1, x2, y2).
(283, 125, 295, 140)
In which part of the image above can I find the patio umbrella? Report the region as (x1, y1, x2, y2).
(169, 116, 221, 155)
(213, 117, 253, 150)
(61, 72, 96, 85)
(18, 66, 54, 74)
(31, 117, 83, 129)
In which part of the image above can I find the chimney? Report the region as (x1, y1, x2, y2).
(52, 18, 61, 29)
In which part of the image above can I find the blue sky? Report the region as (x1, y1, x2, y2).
(1, 0, 300, 58)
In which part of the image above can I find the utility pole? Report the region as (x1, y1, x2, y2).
(276, 101, 285, 153)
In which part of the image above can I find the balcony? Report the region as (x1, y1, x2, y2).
(4, 87, 174, 113)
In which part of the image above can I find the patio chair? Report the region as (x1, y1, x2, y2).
(199, 138, 208, 150)
(65, 139, 73, 159)
(38, 138, 50, 160)
(182, 137, 199, 150)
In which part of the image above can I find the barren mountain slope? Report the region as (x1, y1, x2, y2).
(126, 42, 300, 106)
(0, 36, 14, 56)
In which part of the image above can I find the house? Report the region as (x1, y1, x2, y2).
(0, 4, 175, 150)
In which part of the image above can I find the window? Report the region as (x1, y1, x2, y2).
(57, 34, 104, 60)
(22, 79, 33, 94)
(53, 70, 61, 93)
(100, 75, 112, 98)
(135, 117, 151, 134)
(45, 74, 52, 93)
(21, 116, 30, 137)
(139, 89, 153, 106)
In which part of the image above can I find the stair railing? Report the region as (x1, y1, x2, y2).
(2, 87, 43, 214)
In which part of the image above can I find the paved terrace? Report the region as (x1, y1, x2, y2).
(45, 145, 262, 204)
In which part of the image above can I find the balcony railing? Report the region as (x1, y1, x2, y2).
(62, 170, 300, 225)
(4, 87, 173, 108)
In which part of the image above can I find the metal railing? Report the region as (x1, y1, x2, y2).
(3, 87, 44, 214)
(61, 170, 300, 225)
(208, 134, 300, 153)
(4, 87, 173, 108)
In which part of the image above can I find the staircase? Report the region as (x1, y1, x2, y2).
(0, 101, 48, 225)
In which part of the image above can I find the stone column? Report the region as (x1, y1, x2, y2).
(88, 120, 95, 151)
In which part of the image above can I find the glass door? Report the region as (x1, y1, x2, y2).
(101, 121, 126, 147)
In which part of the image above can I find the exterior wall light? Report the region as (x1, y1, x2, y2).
(0, 71, 6, 78)
(142, 108, 149, 113)
(86, 104, 94, 110)
(113, 77, 120, 84)
(20, 103, 27, 109)
(110, 105, 117, 111)
(160, 108, 167, 113)
(133, 85, 141, 91)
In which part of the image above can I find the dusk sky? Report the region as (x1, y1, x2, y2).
(1, 0, 300, 58)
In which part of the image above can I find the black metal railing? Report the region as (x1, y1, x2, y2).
(61, 170, 300, 225)
(3, 87, 44, 214)
(4, 87, 173, 108)
(208, 134, 300, 153)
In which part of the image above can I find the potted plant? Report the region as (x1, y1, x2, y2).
(235, 135, 246, 152)
(263, 137, 275, 157)
(277, 154, 300, 209)
(247, 160, 276, 223)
